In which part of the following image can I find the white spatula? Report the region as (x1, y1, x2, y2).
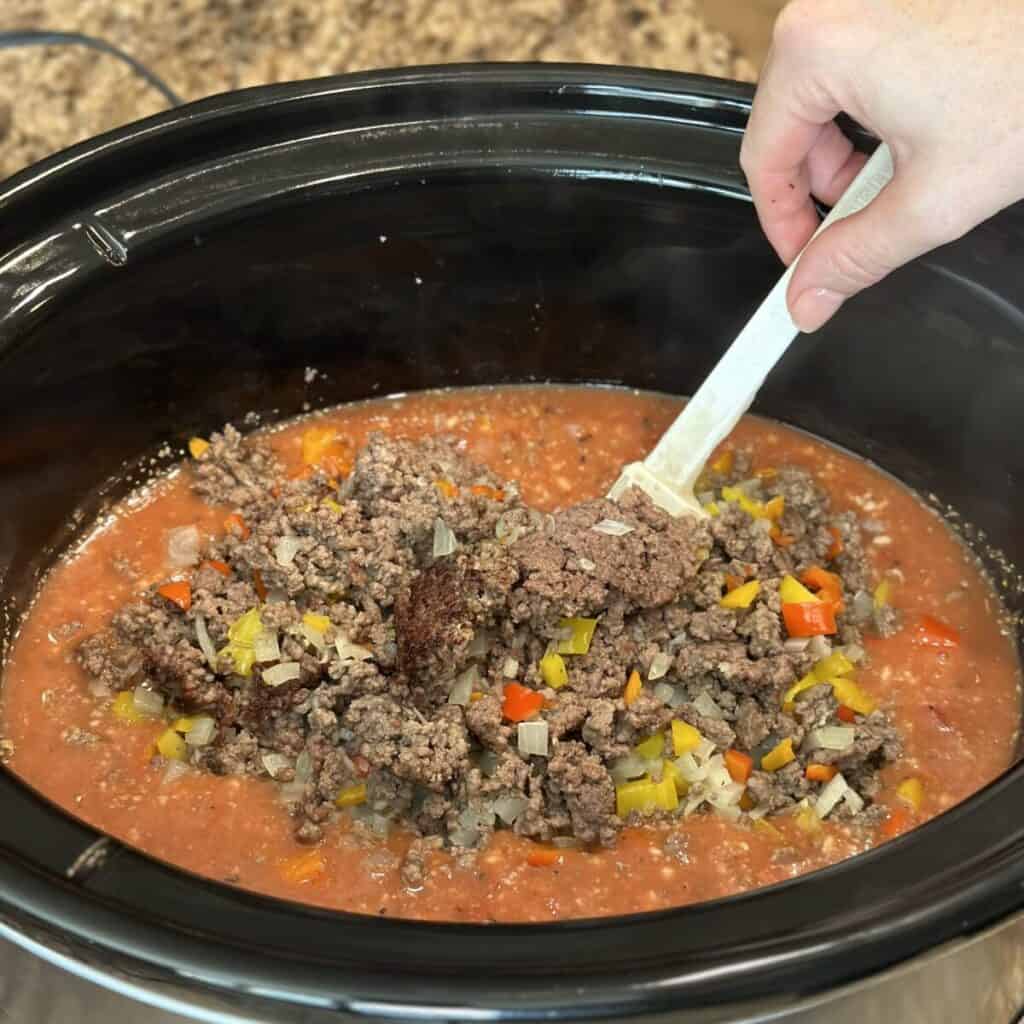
(609, 142, 895, 517)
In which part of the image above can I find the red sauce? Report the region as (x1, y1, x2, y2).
(1, 386, 1019, 922)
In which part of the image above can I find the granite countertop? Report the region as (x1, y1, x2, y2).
(0, 0, 758, 182)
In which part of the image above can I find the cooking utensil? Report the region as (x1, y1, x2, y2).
(609, 142, 895, 517)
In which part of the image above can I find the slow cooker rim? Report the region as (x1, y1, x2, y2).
(1, 64, 1023, 1018)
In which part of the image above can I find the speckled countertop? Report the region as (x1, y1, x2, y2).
(0, 0, 761, 182)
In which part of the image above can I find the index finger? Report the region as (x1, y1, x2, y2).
(739, 46, 840, 264)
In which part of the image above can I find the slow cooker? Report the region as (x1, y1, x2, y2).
(1, 65, 1023, 1024)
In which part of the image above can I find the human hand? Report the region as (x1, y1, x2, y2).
(740, 0, 1024, 332)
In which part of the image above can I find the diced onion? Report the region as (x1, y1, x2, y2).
(694, 738, 717, 761)
(263, 661, 301, 687)
(852, 590, 875, 623)
(352, 805, 391, 837)
(477, 750, 499, 777)
(162, 761, 190, 786)
(609, 754, 648, 783)
(449, 826, 479, 847)
(194, 615, 218, 669)
(253, 629, 281, 663)
(166, 525, 200, 568)
(335, 638, 373, 663)
(299, 623, 327, 652)
(807, 636, 832, 660)
(467, 630, 489, 659)
(274, 535, 302, 567)
(261, 752, 291, 778)
(674, 753, 703, 783)
(805, 726, 855, 751)
(714, 803, 742, 822)
(578, 558, 596, 572)
(754, 517, 774, 534)
(294, 750, 313, 782)
(502, 657, 520, 678)
(184, 715, 216, 746)
(652, 682, 677, 705)
(517, 720, 549, 757)
(667, 632, 689, 651)
(666, 687, 688, 709)
(448, 666, 478, 706)
(492, 794, 529, 825)
(843, 787, 865, 814)
(814, 772, 850, 819)
(648, 651, 672, 681)
(693, 690, 726, 720)
(839, 642, 865, 665)
(433, 517, 458, 557)
(784, 637, 811, 654)
(132, 685, 164, 717)
(592, 518, 634, 537)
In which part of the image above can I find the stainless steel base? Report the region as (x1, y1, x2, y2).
(3, 910, 1024, 1024)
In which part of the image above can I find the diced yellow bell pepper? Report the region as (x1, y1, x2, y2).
(321, 497, 343, 513)
(720, 579, 761, 609)
(671, 719, 702, 756)
(780, 575, 819, 605)
(763, 495, 785, 520)
(705, 501, 721, 517)
(761, 737, 796, 773)
(540, 651, 569, 689)
(156, 728, 187, 761)
(753, 817, 783, 840)
(302, 612, 331, 634)
(653, 773, 679, 812)
(172, 717, 197, 734)
(874, 579, 892, 608)
(623, 669, 642, 706)
(616, 778, 657, 817)
(812, 651, 856, 681)
(188, 437, 210, 459)
(795, 804, 822, 834)
(228, 608, 264, 646)
(710, 450, 734, 475)
(556, 617, 599, 655)
(721, 486, 765, 519)
(662, 759, 689, 796)
(112, 691, 144, 724)
(634, 732, 665, 761)
(830, 678, 877, 715)
(336, 782, 367, 808)
(782, 672, 821, 710)
(897, 777, 924, 812)
(433, 478, 459, 499)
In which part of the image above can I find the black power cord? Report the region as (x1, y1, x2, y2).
(0, 28, 183, 107)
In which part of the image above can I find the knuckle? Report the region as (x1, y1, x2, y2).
(823, 243, 891, 290)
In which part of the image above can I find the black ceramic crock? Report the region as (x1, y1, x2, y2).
(1, 66, 1023, 1024)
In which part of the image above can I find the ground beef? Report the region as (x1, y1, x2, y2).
(77, 430, 902, 853)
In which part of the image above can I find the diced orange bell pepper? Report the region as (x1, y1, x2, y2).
(224, 513, 250, 540)
(724, 748, 753, 784)
(880, 806, 911, 840)
(710, 450, 734, 475)
(157, 580, 192, 612)
(434, 479, 460, 499)
(279, 848, 326, 884)
(623, 670, 642, 707)
(301, 425, 353, 478)
(724, 574, 746, 593)
(826, 526, 844, 561)
(502, 683, 544, 722)
(782, 602, 837, 637)
(470, 484, 505, 501)
(837, 706, 857, 724)
(913, 615, 960, 649)
(770, 526, 795, 548)
(805, 763, 838, 783)
(800, 566, 845, 613)
(526, 847, 561, 867)
(201, 559, 231, 577)
(252, 569, 267, 603)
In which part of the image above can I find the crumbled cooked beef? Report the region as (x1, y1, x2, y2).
(77, 429, 901, 856)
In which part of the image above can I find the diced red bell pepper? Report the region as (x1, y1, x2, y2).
(526, 847, 560, 867)
(502, 683, 544, 722)
(782, 601, 837, 637)
(825, 527, 844, 561)
(837, 706, 857, 724)
(913, 615, 960, 649)
(800, 566, 845, 613)
(156, 580, 192, 612)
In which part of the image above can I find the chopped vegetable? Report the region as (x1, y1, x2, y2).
(219, 607, 264, 677)
(830, 677, 877, 715)
(112, 690, 145, 723)
(814, 773, 851, 818)
(592, 518, 634, 537)
(274, 536, 303, 567)
(252, 569, 267, 602)
(279, 848, 326, 885)
(188, 437, 210, 459)
(710, 450, 733, 474)
(156, 728, 187, 762)
(779, 575, 819, 605)
(502, 683, 544, 722)
(753, 818, 783, 840)
(806, 763, 838, 783)
(897, 777, 924, 812)
(154, 579, 192, 612)
(782, 672, 820, 711)
(201, 559, 231, 577)
(720, 486, 767, 519)
(770, 526, 795, 547)
(661, 758, 688, 796)
(812, 650, 856, 680)
(763, 496, 785, 520)
(336, 782, 367, 808)
(719, 579, 760, 609)
(724, 574, 745, 592)
(171, 716, 196, 733)
(166, 525, 200, 568)
(826, 526, 844, 561)
(252, 629, 281, 663)
(647, 651, 672, 680)
(183, 716, 216, 747)
(263, 662, 301, 687)
(132, 685, 164, 718)
(623, 669, 642, 707)
(724, 749, 753, 784)
(224, 513, 250, 540)
(470, 484, 505, 501)
(556, 617, 599, 655)
(301, 424, 352, 476)
(705, 501, 721, 517)
(913, 615, 960, 649)
(693, 690, 726, 720)
(615, 774, 678, 817)
(873, 579, 892, 608)
(302, 612, 330, 634)
(804, 726, 855, 751)
(493, 794, 529, 824)
(634, 732, 665, 761)
(335, 638, 373, 663)
(434, 478, 459, 499)
(795, 803, 822, 834)
(755, 466, 777, 480)
(837, 706, 857, 724)
(432, 517, 458, 558)
(526, 847, 560, 867)
(517, 720, 550, 757)
(448, 666, 478, 706)
(800, 566, 844, 612)
(539, 651, 569, 689)
(881, 806, 911, 839)
(321, 497, 343, 514)
(761, 737, 795, 773)
(671, 719, 702, 756)
(782, 602, 837, 637)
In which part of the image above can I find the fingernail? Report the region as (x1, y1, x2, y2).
(791, 288, 844, 333)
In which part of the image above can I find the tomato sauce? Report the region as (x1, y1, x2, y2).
(1, 386, 1019, 922)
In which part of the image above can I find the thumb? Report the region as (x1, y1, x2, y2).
(786, 169, 945, 332)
